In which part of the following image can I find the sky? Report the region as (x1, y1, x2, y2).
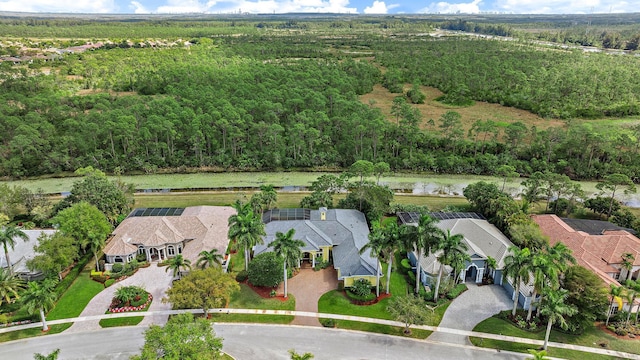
(0, 0, 636, 15)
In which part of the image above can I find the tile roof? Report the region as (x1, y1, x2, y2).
(105, 206, 235, 264)
(405, 215, 515, 272)
(532, 215, 640, 287)
(254, 209, 379, 279)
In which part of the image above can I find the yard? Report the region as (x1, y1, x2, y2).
(0, 269, 104, 343)
(318, 263, 450, 336)
(471, 312, 640, 359)
(209, 283, 295, 324)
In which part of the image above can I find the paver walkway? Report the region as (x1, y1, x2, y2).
(428, 281, 513, 345)
(64, 263, 173, 333)
(279, 267, 338, 326)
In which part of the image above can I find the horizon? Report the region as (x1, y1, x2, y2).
(1, 0, 638, 16)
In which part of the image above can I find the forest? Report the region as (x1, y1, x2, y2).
(0, 15, 639, 183)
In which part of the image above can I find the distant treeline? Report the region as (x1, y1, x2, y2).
(1, 24, 640, 182)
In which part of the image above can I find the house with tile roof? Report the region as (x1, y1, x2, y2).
(104, 206, 235, 270)
(253, 208, 381, 287)
(399, 212, 534, 308)
(532, 215, 640, 286)
(0, 229, 56, 281)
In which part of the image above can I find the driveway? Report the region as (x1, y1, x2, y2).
(281, 267, 338, 327)
(64, 263, 173, 333)
(428, 282, 513, 345)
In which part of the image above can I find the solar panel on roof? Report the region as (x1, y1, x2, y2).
(127, 208, 185, 218)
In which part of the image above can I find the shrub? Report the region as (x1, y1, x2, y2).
(235, 270, 248, 282)
(112, 263, 124, 273)
(247, 252, 283, 288)
(320, 318, 335, 328)
(104, 279, 115, 287)
(345, 289, 376, 303)
(98, 260, 106, 272)
(136, 253, 147, 262)
(350, 278, 372, 297)
(407, 271, 416, 285)
(446, 284, 467, 300)
(400, 258, 411, 274)
(91, 273, 109, 283)
(313, 259, 330, 271)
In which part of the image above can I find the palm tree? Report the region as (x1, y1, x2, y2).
(449, 249, 471, 285)
(402, 214, 441, 294)
(21, 279, 58, 331)
(289, 349, 314, 360)
(624, 280, 640, 325)
(539, 288, 577, 350)
(606, 284, 625, 326)
(485, 256, 497, 281)
(381, 221, 402, 295)
(527, 349, 549, 360)
(87, 231, 107, 272)
(0, 225, 29, 276)
(270, 229, 305, 299)
(433, 230, 468, 302)
(228, 200, 265, 271)
(165, 254, 191, 278)
(196, 249, 224, 269)
(33, 349, 60, 360)
(259, 184, 278, 211)
(534, 242, 576, 318)
(361, 221, 385, 297)
(621, 252, 635, 281)
(503, 246, 533, 316)
(527, 251, 558, 322)
(0, 267, 25, 305)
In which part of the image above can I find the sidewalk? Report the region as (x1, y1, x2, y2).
(2, 309, 638, 359)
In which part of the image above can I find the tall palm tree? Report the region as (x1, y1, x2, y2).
(361, 221, 386, 297)
(259, 184, 278, 211)
(503, 246, 533, 316)
(165, 254, 191, 278)
(624, 280, 640, 325)
(534, 242, 575, 318)
(21, 279, 58, 331)
(0, 225, 29, 275)
(402, 214, 441, 294)
(0, 267, 25, 305)
(381, 220, 402, 295)
(485, 256, 497, 281)
(270, 229, 305, 299)
(228, 200, 265, 271)
(449, 249, 471, 285)
(527, 251, 558, 322)
(196, 249, 224, 269)
(606, 284, 625, 326)
(539, 288, 577, 350)
(433, 230, 468, 302)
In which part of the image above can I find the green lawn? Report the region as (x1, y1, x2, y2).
(99, 316, 145, 327)
(47, 270, 105, 320)
(210, 283, 295, 324)
(0, 323, 71, 343)
(321, 319, 432, 339)
(319, 264, 447, 327)
(471, 313, 640, 359)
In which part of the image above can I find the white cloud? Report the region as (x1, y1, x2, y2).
(421, 0, 482, 14)
(130, 1, 150, 13)
(364, 1, 389, 13)
(491, 0, 635, 14)
(132, 0, 357, 14)
(0, 0, 116, 12)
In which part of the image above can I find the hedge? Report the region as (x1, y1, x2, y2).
(54, 253, 91, 300)
(345, 289, 376, 303)
(400, 258, 411, 274)
(446, 284, 468, 300)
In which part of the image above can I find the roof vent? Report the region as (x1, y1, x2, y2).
(320, 207, 327, 221)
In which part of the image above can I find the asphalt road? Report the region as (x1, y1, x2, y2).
(1, 324, 527, 360)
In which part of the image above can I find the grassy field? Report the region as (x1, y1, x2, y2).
(471, 313, 640, 359)
(360, 84, 564, 133)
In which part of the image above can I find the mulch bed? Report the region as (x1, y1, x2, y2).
(243, 281, 288, 302)
(597, 322, 640, 341)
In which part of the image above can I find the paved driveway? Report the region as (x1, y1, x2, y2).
(428, 282, 513, 345)
(65, 263, 173, 333)
(280, 267, 338, 327)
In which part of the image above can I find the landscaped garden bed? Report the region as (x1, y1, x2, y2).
(108, 286, 152, 313)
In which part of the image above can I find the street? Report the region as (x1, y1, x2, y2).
(0, 323, 527, 360)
